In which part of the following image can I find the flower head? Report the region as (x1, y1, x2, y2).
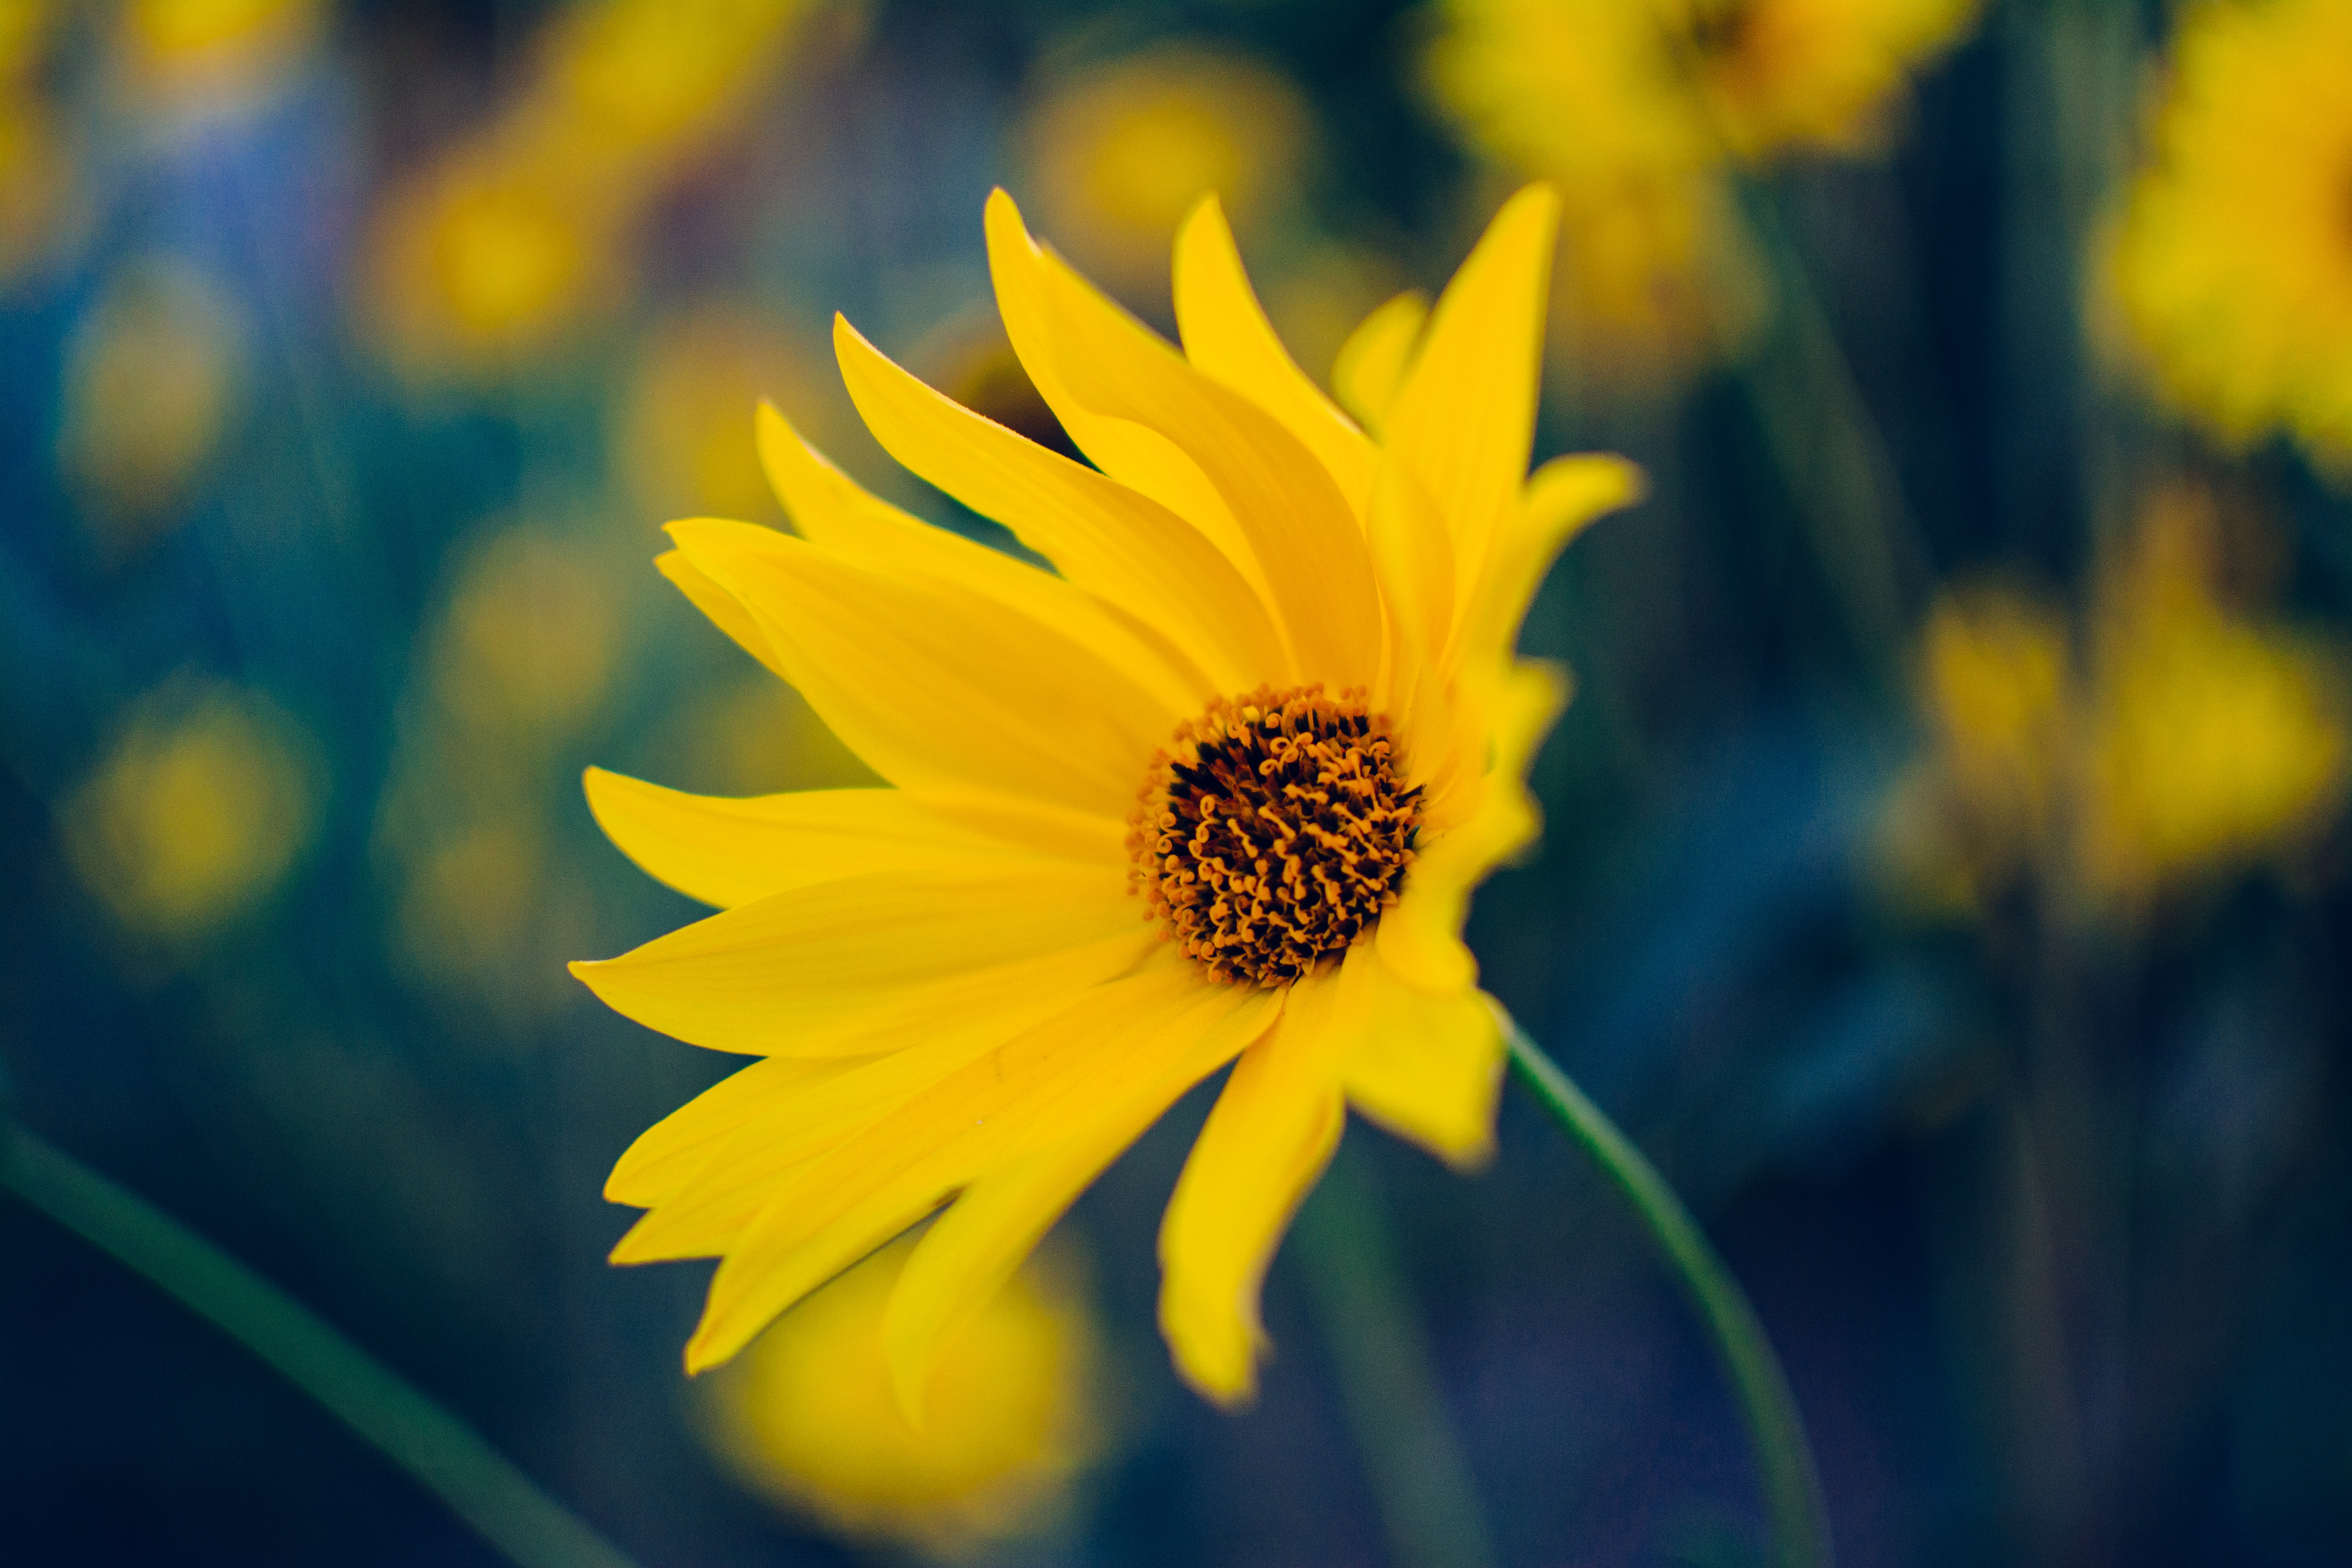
(573, 187, 1641, 1405)
(1427, 0, 1976, 380)
(1880, 486, 2351, 916)
(2107, 0, 2352, 470)
(702, 1239, 1103, 1555)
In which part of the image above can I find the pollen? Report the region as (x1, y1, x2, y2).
(1128, 685, 1422, 988)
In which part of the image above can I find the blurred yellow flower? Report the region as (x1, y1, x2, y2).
(63, 679, 318, 939)
(1428, 0, 1976, 381)
(0, 99, 73, 287)
(2107, 0, 2352, 470)
(705, 1238, 1103, 1554)
(0, 0, 58, 80)
(376, 524, 628, 1021)
(1885, 487, 2351, 916)
(360, 0, 827, 376)
(1018, 44, 1311, 296)
(1428, 0, 1752, 379)
(2078, 489, 2351, 900)
(365, 152, 619, 374)
(616, 309, 835, 523)
(433, 527, 623, 740)
(538, 0, 824, 158)
(1666, 0, 1980, 160)
(116, 0, 322, 111)
(57, 258, 247, 547)
(1919, 586, 2071, 864)
(575, 187, 1639, 1405)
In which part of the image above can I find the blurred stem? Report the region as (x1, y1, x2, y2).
(0, 1127, 639, 1568)
(1293, 1140, 1498, 1568)
(1731, 180, 1928, 687)
(1504, 1022, 1833, 1568)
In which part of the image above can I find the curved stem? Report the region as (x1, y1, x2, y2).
(1, 1127, 640, 1568)
(1504, 1022, 1833, 1568)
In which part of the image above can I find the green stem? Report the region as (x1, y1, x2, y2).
(1504, 1022, 1833, 1568)
(1, 1127, 640, 1568)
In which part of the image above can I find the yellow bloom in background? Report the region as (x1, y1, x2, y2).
(0, 0, 68, 287)
(1428, 0, 1977, 383)
(574, 186, 1640, 1404)
(115, 0, 323, 114)
(2107, 0, 2352, 471)
(62, 678, 319, 940)
(364, 150, 621, 374)
(378, 525, 628, 1023)
(616, 308, 849, 525)
(1919, 586, 2071, 863)
(0, 98, 70, 285)
(1883, 486, 2352, 917)
(2078, 488, 2351, 901)
(360, 0, 828, 377)
(704, 1238, 1103, 1555)
(1017, 44, 1311, 299)
(1666, 0, 1980, 161)
(56, 257, 247, 550)
(1428, 0, 1753, 381)
(535, 0, 828, 160)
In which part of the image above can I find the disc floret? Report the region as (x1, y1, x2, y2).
(1129, 686, 1422, 987)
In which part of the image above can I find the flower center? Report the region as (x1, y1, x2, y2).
(1128, 685, 1422, 988)
(1684, 0, 1756, 62)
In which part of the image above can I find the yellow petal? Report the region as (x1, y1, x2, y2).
(1156, 971, 1354, 1404)
(983, 189, 1259, 588)
(608, 970, 1133, 1263)
(666, 517, 1175, 818)
(656, 548, 786, 681)
(753, 400, 1205, 717)
(1337, 946, 1504, 1169)
(683, 955, 1229, 1371)
(830, 315, 1284, 694)
(570, 865, 1145, 1055)
(1366, 445, 1455, 713)
(605, 1053, 873, 1210)
(1331, 290, 1428, 437)
(583, 770, 1106, 910)
(1458, 454, 1645, 664)
(1378, 660, 1568, 993)
(1383, 185, 1559, 627)
(880, 975, 1282, 1415)
(990, 190, 1385, 689)
(1172, 194, 1377, 517)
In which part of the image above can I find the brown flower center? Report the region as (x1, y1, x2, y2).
(1128, 685, 1422, 988)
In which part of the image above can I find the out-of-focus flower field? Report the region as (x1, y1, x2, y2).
(4, 1, 2351, 1564)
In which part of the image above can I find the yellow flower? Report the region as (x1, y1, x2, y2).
(2107, 0, 2352, 469)
(1664, 0, 1980, 160)
(1018, 45, 1312, 297)
(1884, 487, 2352, 915)
(359, 0, 827, 376)
(704, 1238, 1102, 1554)
(377, 525, 626, 1020)
(1428, 0, 1753, 379)
(538, 0, 823, 158)
(116, 0, 323, 113)
(363, 150, 620, 374)
(63, 678, 318, 939)
(2077, 488, 2351, 900)
(57, 258, 247, 545)
(1427, 0, 1976, 380)
(573, 187, 1641, 1405)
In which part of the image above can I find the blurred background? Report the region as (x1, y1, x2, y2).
(5, 0, 2351, 1564)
